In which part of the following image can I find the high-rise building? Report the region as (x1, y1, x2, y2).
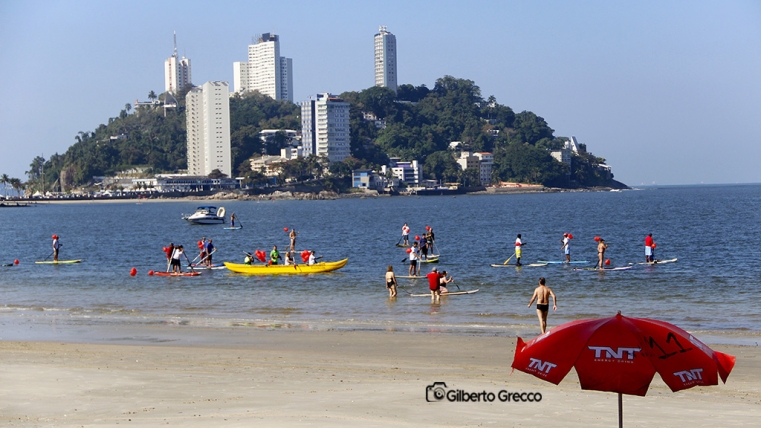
(374, 26, 397, 93)
(301, 93, 351, 162)
(233, 33, 293, 102)
(186, 81, 232, 177)
(164, 32, 192, 94)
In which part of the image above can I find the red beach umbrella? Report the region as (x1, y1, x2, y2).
(511, 312, 735, 427)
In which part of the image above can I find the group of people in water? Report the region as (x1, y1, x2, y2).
(161, 238, 216, 272)
(510, 232, 658, 268)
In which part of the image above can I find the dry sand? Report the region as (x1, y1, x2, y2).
(1, 328, 759, 427)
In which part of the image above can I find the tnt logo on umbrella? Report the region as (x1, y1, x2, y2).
(588, 346, 641, 361)
(528, 358, 557, 374)
(673, 368, 704, 385)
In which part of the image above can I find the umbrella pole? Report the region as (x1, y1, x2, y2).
(618, 392, 623, 428)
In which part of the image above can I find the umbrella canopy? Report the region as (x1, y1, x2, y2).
(512, 312, 735, 397)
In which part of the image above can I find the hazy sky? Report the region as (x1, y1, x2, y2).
(1, 0, 759, 186)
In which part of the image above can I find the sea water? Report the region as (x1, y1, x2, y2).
(1, 184, 760, 344)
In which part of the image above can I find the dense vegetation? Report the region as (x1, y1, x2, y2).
(18, 75, 615, 194)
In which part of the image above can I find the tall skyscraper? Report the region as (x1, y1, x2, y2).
(164, 32, 192, 94)
(301, 93, 351, 163)
(374, 26, 397, 93)
(186, 82, 232, 177)
(233, 33, 293, 102)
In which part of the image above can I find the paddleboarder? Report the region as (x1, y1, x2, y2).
(645, 233, 654, 263)
(198, 238, 207, 265)
(402, 223, 410, 247)
(163, 243, 174, 272)
(205, 239, 215, 266)
(51, 234, 61, 262)
(527, 277, 557, 334)
(171, 245, 184, 273)
(289, 228, 298, 251)
(425, 227, 435, 254)
(515, 234, 525, 266)
(561, 233, 570, 263)
(439, 270, 454, 294)
(230, 213, 237, 227)
(596, 238, 608, 269)
(385, 265, 398, 297)
(420, 238, 429, 260)
(408, 242, 419, 276)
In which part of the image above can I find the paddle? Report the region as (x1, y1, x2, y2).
(197, 249, 217, 266)
(503, 252, 516, 265)
(183, 250, 195, 274)
(42, 250, 54, 262)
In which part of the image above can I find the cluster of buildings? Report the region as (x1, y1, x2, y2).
(160, 27, 398, 183)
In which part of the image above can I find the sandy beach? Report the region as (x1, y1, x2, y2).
(1, 327, 758, 427)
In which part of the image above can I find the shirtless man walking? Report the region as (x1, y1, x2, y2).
(527, 277, 557, 334)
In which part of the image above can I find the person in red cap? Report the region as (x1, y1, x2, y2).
(52, 234, 61, 262)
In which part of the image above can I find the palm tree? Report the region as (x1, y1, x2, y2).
(148, 91, 157, 102)
(0, 174, 8, 197)
(9, 178, 23, 197)
(125, 103, 132, 113)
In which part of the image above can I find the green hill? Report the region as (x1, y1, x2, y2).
(22, 75, 618, 193)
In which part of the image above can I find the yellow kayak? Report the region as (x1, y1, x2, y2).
(224, 258, 348, 275)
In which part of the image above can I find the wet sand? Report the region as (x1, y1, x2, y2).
(1, 328, 758, 427)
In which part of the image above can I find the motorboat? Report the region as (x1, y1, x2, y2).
(182, 206, 226, 225)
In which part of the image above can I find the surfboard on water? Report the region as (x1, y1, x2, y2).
(35, 260, 82, 264)
(490, 263, 548, 268)
(420, 257, 439, 263)
(409, 289, 479, 297)
(153, 271, 201, 277)
(223, 226, 242, 230)
(395, 244, 411, 248)
(397, 275, 425, 279)
(574, 266, 632, 271)
(186, 264, 225, 270)
(537, 261, 589, 264)
(636, 258, 678, 265)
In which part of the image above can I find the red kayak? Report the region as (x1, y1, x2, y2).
(153, 271, 201, 277)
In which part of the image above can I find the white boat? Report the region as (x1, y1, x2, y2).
(182, 206, 226, 225)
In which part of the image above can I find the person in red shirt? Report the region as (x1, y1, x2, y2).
(163, 243, 174, 272)
(644, 233, 654, 263)
(427, 267, 443, 302)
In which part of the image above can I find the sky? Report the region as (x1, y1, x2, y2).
(1, 0, 759, 186)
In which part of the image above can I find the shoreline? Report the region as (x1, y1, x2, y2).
(1, 328, 759, 427)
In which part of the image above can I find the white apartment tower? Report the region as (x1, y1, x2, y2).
(186, 81, 232, 177)
(301, 94, 351, 162)
(164, 32, 192, 94)
(233, 33, 293, 102)
(374, 26, 397, 93)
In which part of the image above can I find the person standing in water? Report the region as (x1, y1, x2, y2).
(527, 277, 557, 334)
(385, 265, 398, 297)
(408, 242, 419, 276)
(402, 223, 410, 247)
(230, 213, 237, 227)
(289, 229, 298, 251)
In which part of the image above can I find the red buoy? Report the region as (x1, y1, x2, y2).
(284, 227, 288, 232)
(605, 259, 611, 265)
(130, 267, 137, 276)
(594, 236, 601, 242)
(14, 259, 19, 265)
(148, 270, 155, 276)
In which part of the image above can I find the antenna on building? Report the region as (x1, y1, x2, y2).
(173, 31, 178, 58)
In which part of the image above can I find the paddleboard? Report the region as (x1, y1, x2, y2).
(35, 260, 82, 264)
(490, 263, 548, 268)
(397, 275, 425, 279)
(186, 264, 225, 270)
(636, 258, 678, 265)
(574, 266, 632, 271)
(420, 257, 439, 263)
(409, 289, 479, 297)
(2, 263, 14, 267)
(153, 271, 201, 277)
(537, 261, 589, 264)
(223, 226, 242, 230)
(395, 244, 411, 248)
